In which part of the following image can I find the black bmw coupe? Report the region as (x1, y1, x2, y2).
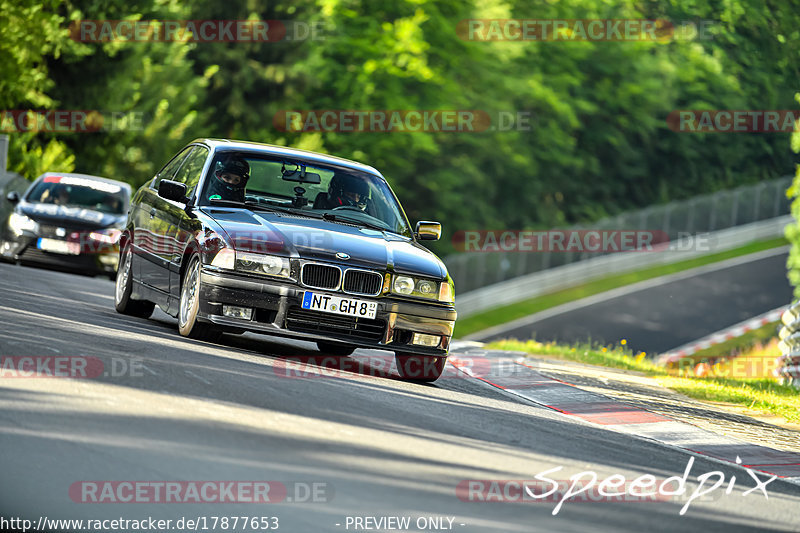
(115, 139, 456, 381)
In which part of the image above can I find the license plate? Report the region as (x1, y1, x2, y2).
(302, 291, 378, 319)
(37, 238, 80, 255)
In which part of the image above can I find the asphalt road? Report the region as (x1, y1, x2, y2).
(474, 247, 793, 355)
(1, 262, 799, 532)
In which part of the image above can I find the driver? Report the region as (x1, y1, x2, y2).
(47, 186, 70, 205)
(207, 154, 249, 202)
(326, 173, 369, 210)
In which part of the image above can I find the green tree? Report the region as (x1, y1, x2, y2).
(48, 0, 214, 184)
(785, 92, 800, 297)
(0, 0, 76, 178)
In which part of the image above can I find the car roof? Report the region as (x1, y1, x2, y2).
(190, 139, 384, 178)
(35, 172, 132, 192)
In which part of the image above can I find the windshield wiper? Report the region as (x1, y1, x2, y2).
(322, 212, 392, 233)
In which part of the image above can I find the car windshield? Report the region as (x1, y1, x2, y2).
(26, 176, 128, 215)
(200, 153, 412, 237)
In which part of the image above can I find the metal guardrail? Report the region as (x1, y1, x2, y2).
(657, 306, 785, 365)
(777, 301, 800, 389)
(456, 215, 791, 318)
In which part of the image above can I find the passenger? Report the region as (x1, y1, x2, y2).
(53, 187, 70, 205)
(316, 173, 369, 210)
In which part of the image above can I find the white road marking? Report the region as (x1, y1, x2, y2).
(139, 363, 158, 376)
(184, 370, 212, 385)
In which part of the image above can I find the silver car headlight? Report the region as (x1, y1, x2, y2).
(236, 252, 291, 278)
(8, 213, 39, 236)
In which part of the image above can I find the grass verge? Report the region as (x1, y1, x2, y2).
(456, 237, 788, 338)
(488, 338, 799, 424)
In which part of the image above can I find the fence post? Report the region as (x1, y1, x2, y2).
(709, 194, 719, 231)
(731, 189, 740, 226)
(773, 180, 783, 217)
(753, 183, 763, 221)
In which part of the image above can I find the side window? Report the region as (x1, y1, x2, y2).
(172, 146, 210, 199)
(152, 146, 194, 189)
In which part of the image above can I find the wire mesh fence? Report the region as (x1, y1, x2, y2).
(444, 177, 793, 294)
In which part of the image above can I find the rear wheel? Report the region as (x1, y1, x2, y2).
(178, 256, 221, 342)
(394, 353, 447, 383)
(316, 341, 356, 356)
(114, 244, 155, 318)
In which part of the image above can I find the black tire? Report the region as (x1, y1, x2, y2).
(316, 341, 356, 356)
(178, 256, 221, 342)
(114, 244, 155, 318)
(394, 353, 447, 383)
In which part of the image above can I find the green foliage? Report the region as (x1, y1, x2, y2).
(0, 0, 76, 178)
(785, 94, 800, 297)
(45, 0, 214, 182)
(0, 0, 69, 109)
(2, 0, 799, 259)
(7, 133, 76, 178)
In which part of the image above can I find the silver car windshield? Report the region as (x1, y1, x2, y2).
(26, 177, 127, 214)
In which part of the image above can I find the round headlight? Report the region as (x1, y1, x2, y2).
(393, 275, 414, 295)
(260, 255, 285, 275)
(417, 280, 436, 295)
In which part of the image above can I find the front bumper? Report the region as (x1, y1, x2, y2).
(1, 233, 119, 275)
(199, 268, 456, 356)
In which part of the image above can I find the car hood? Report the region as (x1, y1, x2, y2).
(19, 202, 125, 231)
(204, 208, 446, 279)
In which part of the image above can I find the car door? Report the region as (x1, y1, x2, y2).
(134, 146, 193, 296)
(165, 145, 210, 306)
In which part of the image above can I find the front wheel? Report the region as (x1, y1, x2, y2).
(114, 244, 155, 318)
(178, 256, 221, 342)
(395, 353, 447, 383)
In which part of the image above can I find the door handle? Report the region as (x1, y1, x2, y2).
(149, 208, 156, 219)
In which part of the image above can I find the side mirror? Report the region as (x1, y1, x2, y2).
(6, 191, 20, 204)
(415, 221, 441, 241)
(158, 180, 188, 203)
